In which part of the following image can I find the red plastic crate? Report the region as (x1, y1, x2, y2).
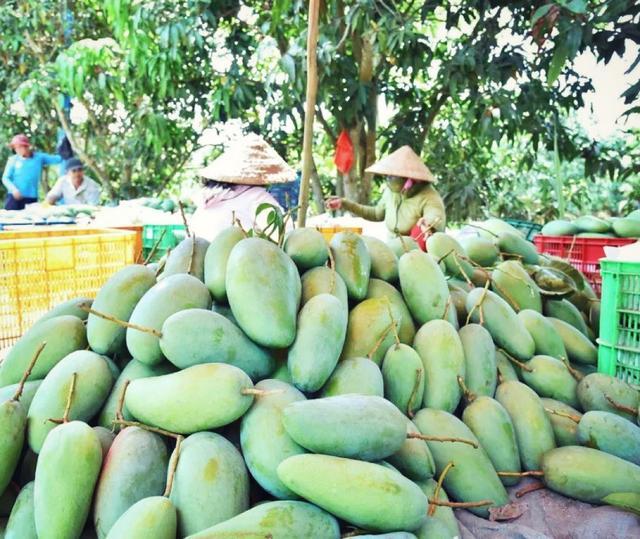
(533, 235, 636, 295)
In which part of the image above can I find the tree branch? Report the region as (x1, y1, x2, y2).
(316, 106, 336, 143)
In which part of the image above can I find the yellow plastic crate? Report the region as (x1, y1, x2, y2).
(317, 226, 363, 243)
(0, 227, 136, 348)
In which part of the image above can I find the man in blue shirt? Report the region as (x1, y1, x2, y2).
(2, 134, 62, 210)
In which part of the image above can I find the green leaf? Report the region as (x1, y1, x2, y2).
(547, 43, 568, 85)
(602, 493, 640, 515)
(531, 4, 553, 24)
(280, 54, 296, 80)
(561, 0, 587, 14)
(565, 25, 583, 60)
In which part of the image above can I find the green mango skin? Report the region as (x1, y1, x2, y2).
(27, 351, 114, 454)
(300, 266, 349, 312)
(330, 232, 371, 300)
(363, 236, 399, 283)
(544, 299, 590, 337)
(270, 360, 292, 384)
(497, 232, 540, 265)
(87, 265, 157, 356)
(34, 421, 103, 539)
(226, 238, 301, 348)
(0, 381, 41, 410)
(203, 226, 245, 302)
(185, 500, 340, 539)
(382, 344, 425, 416)
(462, 396, 521, 486)
(170, 432, 249, 537)
(0, 316, 87, 386)
(426, 232, 474, 280)
(288, 294, 348, 392)
(517, 310, 567, 360)
(283, 395, 406, 461)
(127, 274, 212, 365)
(240, 380, 307, 499)
(577, 411, 640, 465)
(521, 355, 579, 407)
(613, 217, 640, 238)
(5, 481, 36, 539)
(413, 408, 509, 518)
(448, 284, 468, 327)
(0, 400, 27, 495)
(459, 324, 497, 398)
(541, 398, 582, 447)
(35, 297, 92, 325)
(466, 288, 535, 361)
(574, 215, 611, 234)
(495, 381, 556, 471)
(97, 359, 175, 430)
(160, 236, 210, 282)
(492, 260, 542, 313)
(399, 251, 449, 325)
(366, 279, 416, 344)
(414, 320, 465, 412)
(358, 534, 417, 539)
(284, 228, 329, 270)
(105, 497, 176, 539)
(541, 219, 578, 236)
(459, 235, 499, 267)
(386, 419, 435, 481)
(542, 446, 640, 504)
(414, 478, 460, 539)
(549, 318, 597, 366)
(444, 298, 460, 330)
(126, 364, 254, 434)
(476, 218, 522, 239)
(93, 427, 168, 539)
(627, 209, 640, 221)
(278, 455, 427, 533)
(577, 373, 639, 423)
(387, 236, 420, 257)
(496, 349, 519, 383)
(93, 427, 115, 458)
(160, 309, 274, 381)
(320, 357, 383, 397)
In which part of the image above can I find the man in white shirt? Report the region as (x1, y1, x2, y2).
(46, 157, 101, 205)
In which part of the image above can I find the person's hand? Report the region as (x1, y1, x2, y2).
(12, 189, 22, 200)
(325, 197, 342, 211)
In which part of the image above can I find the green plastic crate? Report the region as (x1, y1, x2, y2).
(504, 219, 543, 241)
(142, 224, 186, 261)
(598, 258, 640, 387)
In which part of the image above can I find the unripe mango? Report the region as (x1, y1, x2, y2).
(577, 373, 639, 423)
(366, 278, 416, 344)
(517, 309, 567, 360)
(105, 496, 176, 539)
(320, 357, 383, 397)
(497, 232, 539, 264)
(577, 411, 640, 465)
(5, 481, 36, 539)
(330, 232, 371, 300)
(387, 236, 420, 257)
(382, 344, 424, 416)
(35, 297, 92, 325)
(0, 380, 41, 410)
(363, 235, 399, 282)
(459, 235, 499, 267)
(459, 324, 497, 398)
(0, 398, 27, 495)
(496, 349, 519, 383)
(541, 398, 582, 447)
(284, 227, 328, 270)
(521, 355, 579, 407)
(549, 318, 597, 365)
(414, 478, 460, 539)
(426, 232, 474, 280)
(544, 299, 589, 336)
(300, 266, 349, 311)
(203, 226, 245, 302)
(399, 251, 449, 324)
(93, 426, 115, 458)
(386, 419, 435, 481)
(492, 260, 542, 312)
(161, 236, 210, 282)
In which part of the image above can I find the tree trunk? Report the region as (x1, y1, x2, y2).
(310, 160, 325, 214)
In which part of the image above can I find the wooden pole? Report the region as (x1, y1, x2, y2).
(296, 0, 320, 227)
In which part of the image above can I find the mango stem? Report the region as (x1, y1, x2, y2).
(456, 375, 477, 403)
(367, 321, 396, 360)
(515, 480, 545, 498)
(187, 237, 196, 276)
(407, 433, 478, 449)
(544, 407, 581, 423)
(78, 303, 162, 338)
(406, 368, 423, 418)
(497, 470, 544, 477)
(113, 419, 182, 440)
(178, 201, 191, 238)
(560, 357, 583, 381)
(155, 252, 168, 277)
(428, 461, 454, 516)
(465, 279, 490, 326)
(142, 228, 167, 265)
(428, 499, 493, 509)
(451, 253, 475, 288)
(498, 348, 533, 372)
(240, 388, 284, 397)
(605, 395, 638, 416)
(465, 224, 499, 238)
(49, 372, 78, 425)
(115, 379, 131, 423)
(11, 341, 46, 402)
(163, 435, 184, 497)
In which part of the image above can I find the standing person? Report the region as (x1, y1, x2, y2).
(45, 158, 101, 206)
(2, 134, 63, 210)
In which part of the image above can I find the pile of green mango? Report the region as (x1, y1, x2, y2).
(541, 209, 640, 238)
(1, 220, 639, 539)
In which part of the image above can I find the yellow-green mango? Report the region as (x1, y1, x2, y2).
(426, 232, 474, 280)
(0, 316, 87, 386)
(203, 226, 244, 302)
(541, 398, 582, 446)
(387, 236, 420, 258)
(382, 344, 424, 416)
(613, 217, 640, 238)
(386, 419, 435, 481)
(93, 426, 115, 458)
(495, 381, 556, 470)
(549, 318, 597, 365)
(497, 232, 540, 264)
(160, 236, 210, 282)
(105, 497, 176, 539)
(492, 260, 542, 312)
(414, 478, 460, 539)
(278, 455, 427, 532)
(414, 320, 465, 412)
(35, 297, 92, 325)
(0, 396, 27, 495)
(541, 219, 578, 236)
(459, 324, 497, 397)
(283, 395, 406, 461)
(5, 481, 36, 539)
(0, 381, 41, 411)
(226, 238, 301, 348)
(320, 357, 383, 397)
(577, 373, 639, 423)
(544, 299, 589, 336)
(521, 355, 579, 407)
(399, 251, 449, 324)
(330, 232, 371, 300)
(363, 236, 399, 283)
(270, 360, 292, 384)
(574, 215, 611, 234)
(170, 432, 249, 537)
(283, 228, 328, 270)
(87, 265, 156, 356)
(476, 218, 522, 239)
(496, 349, 519, 383)
(413, 408, 509, 517)
(300, 266, 349, 311)
(517, 309, 567, 360)
(186, 500, 340, 539)
(366, 278, 416, 344)
(459, 235, 500, 267)
(34, 421, 102, 539)
(240, 380, 306, 499)
(126, 274, 212, 366)
(577, 411, 640, 465)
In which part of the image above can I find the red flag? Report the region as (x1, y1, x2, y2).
(334, 129, 354, 174)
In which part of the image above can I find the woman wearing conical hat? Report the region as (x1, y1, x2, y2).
(326, 146, 446, 244)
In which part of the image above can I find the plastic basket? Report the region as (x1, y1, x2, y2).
(110, 225, 143, 262)
(0, 227, 136, 348)
(504, 219, 543, 241)
(316, 226, 363, 243)
(142, 224, 186, 262)
(533, 235, 636, 294)
(598, 259, 640, 387)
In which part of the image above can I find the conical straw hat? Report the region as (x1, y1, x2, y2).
(365, 145, 436, 183)
(200, 133, 295, 185)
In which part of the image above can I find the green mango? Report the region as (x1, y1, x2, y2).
(540, 398, 582, 446)
(577, 232, 614, 238)
(444, 297, 459, 330)
(549, 318, 597, 365)
(459, 324, 497, 398)
(300, 266, 349, 311)
(320, 357, 383, 397)
(0, 396, 27, 495)
(93, 427, 168, 538)
(459, 235, 499, 267)
(517, 309, 567, 360)
(0, 316, 87, 386)
(414, 320, 465, 412)
(240, 379, 306, 499)
(577, 411, 640, 465)
(475, 218, 522, 239)
(363, 236, 399, 283)
(170, 432, 249, 537)
(413, 408, 509, 517)
(491, 260, 542, 313)
(497, 232, 539, 265)
(87, 265, 157, 356)
(288, 294, 348, 392)
(278, 455, 427, 532)
(93, 426, 115, 458)
(426, 232, 474, 280)
(387, 418, 436, 481)
(495, 381, 556, 470)
(521, 355, 579, 407)
(542, 446, 640, 504)
(185, 500, 340, 539)
(414, 485, 459, 539)
(127, 274, 212, 365)
(283, 228, 328, 270)
(448, 283, 468, 327)
(330, 232, 371, 300)
(160, 308, 274, 380)
(589, 301, 600, 338)
(382, 344, 424, 416)
(283, 395, 406, 461)
(35, 297, 92, 325)
(203, 226, 245, 302)
(160, 236, 210, 282)
(541, 220, 578, 236)
(462, 396, 521, 486)
(574, 215, 611, 234)
(366, 279, 416, 344)
(126, 364, 253, 433)
(105, 497, 176, 539)
(0, 381, 41, 410)
(544, 299, 589, 336)
(358, 534, 417, 539)
(27, 351, 114, 454)
(496, 349, 519, 383)
(577, 373, 639, 423)
(34, 421, 102, 539)
(226, 238, 301, 348)
(270, 360, 292, 384)
(466, 288, 535, 361)
(387, 236, 420, 258)
(5, 481, 36, 539)
(399, 251, 449, 325)
(627, 209, 640, 221)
